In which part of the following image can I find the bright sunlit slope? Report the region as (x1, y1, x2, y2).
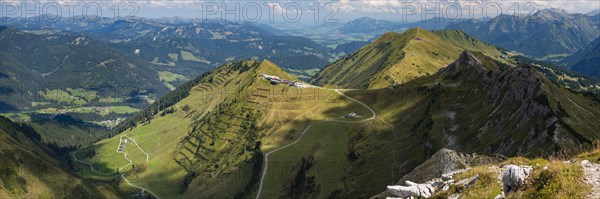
(310, 28, 503, 89)
(75, 60, 396, 198)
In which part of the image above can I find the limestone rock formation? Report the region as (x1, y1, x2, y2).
(387, 181, 435, 198)
(373, 148, 500, 199)
(501, 165, 533, 194)
(398, 148, 501, 184)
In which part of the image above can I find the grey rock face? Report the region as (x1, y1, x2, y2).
(398, 147, 500, 184)
(387, 181, 435, 198)
(501, 165, 533, 194)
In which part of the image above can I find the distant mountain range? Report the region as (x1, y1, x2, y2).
(95, 18, 333, 71)
(447, 8, 600, 57)
(334, 9, 600, 60)
(338, 17, 451, 34)
(340, 17, 398, 34)
(1, 16, 334, 71)
(587, 9, 600, 16)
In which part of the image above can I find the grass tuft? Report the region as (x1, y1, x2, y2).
(508, 161, 588, 199)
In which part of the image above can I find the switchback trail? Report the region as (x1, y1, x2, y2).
(72, 134, 160, 199)
(255, 89, 393, 199)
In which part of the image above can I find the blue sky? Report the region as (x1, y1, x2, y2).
(2, 0, 599, 24)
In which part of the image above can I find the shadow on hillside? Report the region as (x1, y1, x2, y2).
(73, 141, 128, 178)
(254, 92, 410, 198)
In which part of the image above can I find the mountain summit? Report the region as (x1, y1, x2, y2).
(310, 28, 501, 89)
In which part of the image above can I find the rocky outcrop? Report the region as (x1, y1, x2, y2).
(383, 163, 534, 199)
(384, 168, 481, 199)
(387, 181, 435, 198)
(501, 165, 533, 194)
(397, 148, 501, 184)
(376, 149, 500, 199)
(439, 51, 490, 81)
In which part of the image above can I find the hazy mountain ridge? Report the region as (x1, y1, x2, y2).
(447, 8, 600, 57)
(1, 17, 335, 72)
(0, 26, 167, 112)
(329, 9, 599, 62)
(340, 17, 399, 34)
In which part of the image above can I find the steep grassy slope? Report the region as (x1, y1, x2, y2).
(75, 52, 599, 198)
(433, 30, 502, 58)
(262, 51, 600, 198)
(363, 51, 599, 154)
(0, 116, 120, 198)
(75, 60, 397, 198)
(343, 51, 600, 188)
(310, 28, 502, 89)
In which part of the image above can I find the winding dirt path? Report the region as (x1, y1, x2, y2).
(72, 134, 159, 198)
(582, 160, 600, 198)
(255, 89, 385, 199)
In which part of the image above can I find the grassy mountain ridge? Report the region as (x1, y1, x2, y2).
(359, 51, 600, 155)
(432, 29, 502, 57)
(310, 28, 503, 89)
(340, 51, 600, 194)
(75, 60, 274, 197)
(75, 59, 405, 198)
(74, 50, 600, 198)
